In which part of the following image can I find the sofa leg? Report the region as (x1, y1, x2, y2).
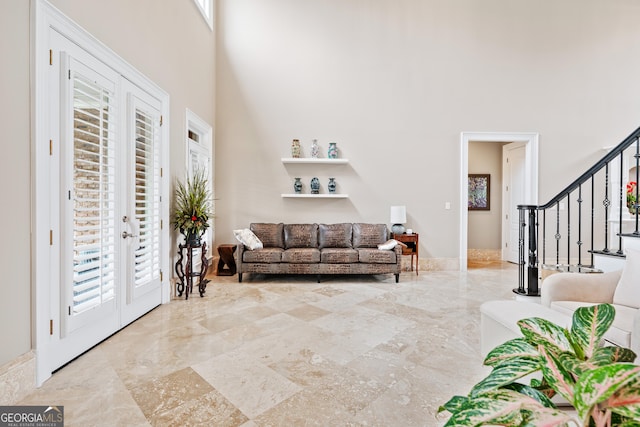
(395, 273, 399, 283)
(238, 273, 243, 283)
(317, 275, 321, 283)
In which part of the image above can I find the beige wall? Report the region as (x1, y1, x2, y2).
(215, 0, 640, 263)
(0, 0, 215, 367)
(0, 0, 32, 368)
(468, 142, 505, 250)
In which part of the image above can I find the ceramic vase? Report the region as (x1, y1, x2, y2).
(294, 177, 302, 193)
(328, 177, 336, 193)
(310, 139, 320, 158)
(310, 177, 320, 194)
(328, 142, 338, 159)
(291, 139, 301, 158)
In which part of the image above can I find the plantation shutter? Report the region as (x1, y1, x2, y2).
(132, 103, 161, 291)
(71, 69, 117, 315)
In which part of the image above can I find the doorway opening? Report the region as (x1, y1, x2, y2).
(459, 132, 539, 272)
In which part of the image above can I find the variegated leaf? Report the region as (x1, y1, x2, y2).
(471, 359, 541, 397)
(570, 304, 615, 359)
(518, 403, 575, 427)
(484, 338, 539, 367)
(589, 346, 637, 366)
(443, 396, 522, 426)
(518, 317, 573, 354)
(539, 346, 576, 404)
(574, 363, 640, 420)
(444, 389, 539, 427)
(607, 376, 640, 420)
(504, 383, 557, 408)
(438, 395, 469, 414)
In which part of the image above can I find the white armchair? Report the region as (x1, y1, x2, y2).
(541, 248, 640, 357)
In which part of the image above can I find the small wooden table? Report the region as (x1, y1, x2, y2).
(392, 232, 419, 275)
(216, 244, 237, 276)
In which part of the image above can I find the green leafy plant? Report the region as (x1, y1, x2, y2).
(439, 304, 640, 426)
(172, 169, 212, 244)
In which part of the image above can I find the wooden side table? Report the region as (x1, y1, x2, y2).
(216, 244, 237, 276)
(392, 233, 419, 275)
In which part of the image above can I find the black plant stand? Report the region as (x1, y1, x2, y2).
(175, 242, 209, 299)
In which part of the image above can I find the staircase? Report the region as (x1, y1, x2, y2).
(516, 127, 640, 296)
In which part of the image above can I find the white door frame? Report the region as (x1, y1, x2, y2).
(459, 132, 539, 271)
(32, 0, 171, 385)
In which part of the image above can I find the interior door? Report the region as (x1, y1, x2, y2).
(502, 142, 527, 263)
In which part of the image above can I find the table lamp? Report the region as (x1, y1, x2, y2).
(390, 205, 406, 234)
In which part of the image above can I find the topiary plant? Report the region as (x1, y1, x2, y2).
(439, 304, 640, 426)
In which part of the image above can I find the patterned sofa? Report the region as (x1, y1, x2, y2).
(236, 223, 402, 283)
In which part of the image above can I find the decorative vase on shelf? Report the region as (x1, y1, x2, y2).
(310, 139, 320, 158)
(293, 177, 302, 194)
(310, 177, 320, 194)
(328, 142, 338, 159)
(291, 139, 301, 158)
(328, 177, 336, 193)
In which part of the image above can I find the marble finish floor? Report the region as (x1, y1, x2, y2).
(18, 264, 517, 426)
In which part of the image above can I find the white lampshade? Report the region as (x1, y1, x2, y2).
(390, 205, 407, 224)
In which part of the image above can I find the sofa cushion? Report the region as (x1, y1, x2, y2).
(352, 223, 388, 248)
(243, 248, 283, 263)
(318, 223, 352, 249)
(358, 248, 396, 264)
(250, 223, 284, 248)
(321, 248, 359, 263)
(282, 248, 321, 263)
(550, 301, 633, 348)
(233, 228, 263, 250)
(284, 224, 318, 249)
(613, 248, 640, 308)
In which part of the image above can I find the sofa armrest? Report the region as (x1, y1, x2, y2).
(541, 270, 622, 307)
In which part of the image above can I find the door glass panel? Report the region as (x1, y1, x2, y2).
(72, 73, 116, 315)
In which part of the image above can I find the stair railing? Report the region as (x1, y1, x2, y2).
(516, 127, 640, 296)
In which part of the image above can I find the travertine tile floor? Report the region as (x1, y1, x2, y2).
(18, 263, 518, 426)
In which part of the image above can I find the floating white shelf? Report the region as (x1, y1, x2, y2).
(281, 158, 349, 164)
(281, 193, 349, 199)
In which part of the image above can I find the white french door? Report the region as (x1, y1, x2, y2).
(34, 3, 170, 384)
(47, 34, 164, 371)
(121, 87, 163, 325)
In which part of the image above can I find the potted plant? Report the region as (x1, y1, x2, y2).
(172, 169, 212, 246)
(439, 304, 640, 426)
(628, 181, 637, 215)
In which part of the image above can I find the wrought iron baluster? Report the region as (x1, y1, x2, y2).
(603, 162, 610, 253)
(555, 201, 561, 266)
(590, 175, 595, 267)
(634, 137, 640, 235)
(567, 193, 571, 267)
(577, 184, 583, 267)
(618, 151, 624, 254)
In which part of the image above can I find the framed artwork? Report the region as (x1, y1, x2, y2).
(468, 174, 490, 211)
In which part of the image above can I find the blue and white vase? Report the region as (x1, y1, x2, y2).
(310, 177, 320, 194)
(328, 177, 336, 193)
(294, 177, 302, 193)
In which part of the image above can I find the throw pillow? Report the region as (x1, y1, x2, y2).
(377, 239, 398, 250)
(233, 228, 263, 250)
(613, 248, 640, 308)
